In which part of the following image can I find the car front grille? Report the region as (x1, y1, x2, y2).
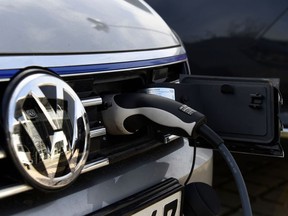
(0, 57, 188, 199)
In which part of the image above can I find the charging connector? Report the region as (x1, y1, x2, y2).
(102, 93, 206, 138)
(101, 93, 252, 216)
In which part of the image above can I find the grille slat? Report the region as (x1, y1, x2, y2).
(81, 158, 110, 174)
(0, 148, 6, 159)
(90, 127, 106, 138)
(0, 184, 32, 199)
(0, 157, 110, 198)
(82, 97, 103, 107)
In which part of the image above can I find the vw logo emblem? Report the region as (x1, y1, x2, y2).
(2, 69, 90, 190)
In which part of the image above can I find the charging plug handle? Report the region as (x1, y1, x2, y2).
(102, 93, 206, 138)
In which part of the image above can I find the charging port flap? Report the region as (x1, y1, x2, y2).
(178, 75, 282, 156)
(148, 75, 283, 156)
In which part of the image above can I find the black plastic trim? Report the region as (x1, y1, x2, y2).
(89, 178, 183, 216)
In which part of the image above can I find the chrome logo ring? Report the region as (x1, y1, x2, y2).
(3, 69, 90, 190)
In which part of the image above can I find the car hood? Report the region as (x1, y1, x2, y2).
(0, 0, 180, 54)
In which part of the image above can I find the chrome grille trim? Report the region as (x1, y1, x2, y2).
(0, 47, 185, 71)
(90, 127, 106, 138)
(82, 97, 103, 107)
(81, 158, 110, 174)
(60, 59, 186, 77)
(0, 98, 106, 159)
(0, 147, 6, 159)
(163, 135, 180, 144)
(0, 184, 33, 199)
(0, 78, 9, 82)
(281, 128, 288, 139)
(0, 158, 110, 199)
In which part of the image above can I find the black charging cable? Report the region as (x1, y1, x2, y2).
(101, 93, 252, 216)
(198, 124, 252, 216)
(184, 140, 197, 186)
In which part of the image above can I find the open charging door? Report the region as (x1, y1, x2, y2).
(148, 75, 283, 157)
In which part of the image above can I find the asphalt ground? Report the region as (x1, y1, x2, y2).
(213, 140, 288, 216)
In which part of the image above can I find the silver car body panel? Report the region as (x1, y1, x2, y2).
(0, 0, 179, 54)
(8, 139, 212, 216)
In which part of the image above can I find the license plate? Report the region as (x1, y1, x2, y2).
(90, 178, 183, 216)
(132, 190, 182, 216)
